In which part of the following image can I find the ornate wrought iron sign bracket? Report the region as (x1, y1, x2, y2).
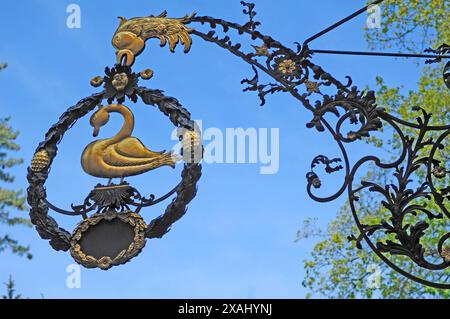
(28, 0, 450, 287)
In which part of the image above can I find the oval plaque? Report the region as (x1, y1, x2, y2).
(70, 211, 147, 270)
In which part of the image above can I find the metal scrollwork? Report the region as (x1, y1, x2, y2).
(343, 105, 450, 288)
(114, 1, 450, 287)
(28, 0, 450, 284)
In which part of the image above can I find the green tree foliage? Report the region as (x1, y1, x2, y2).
(366, 0, 448, 52)
(299, 0, 450, 298)
(0, 65, 31, 259)
(2, 276, 22, 299)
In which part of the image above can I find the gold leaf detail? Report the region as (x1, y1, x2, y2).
(90, 76, 104, 87)
(112, 13, 195, 66)
(252, 45, 269, 57)
(140, 69, 154, 80)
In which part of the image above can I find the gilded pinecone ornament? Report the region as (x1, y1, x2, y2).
(181, 130, 202, 163)
(182, 130, 202, 149)
(31, 149, 50, 172)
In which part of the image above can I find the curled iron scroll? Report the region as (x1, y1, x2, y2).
(108, 1, 450, 287)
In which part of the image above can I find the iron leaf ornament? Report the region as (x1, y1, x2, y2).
(27, 0, 450, 288)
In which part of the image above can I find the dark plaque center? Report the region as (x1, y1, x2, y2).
(78, 218, 135, 260)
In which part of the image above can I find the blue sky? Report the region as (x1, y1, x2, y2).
(0, 0, 424, 298)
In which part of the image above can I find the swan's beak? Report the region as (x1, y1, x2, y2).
(93, 126, 100, 137)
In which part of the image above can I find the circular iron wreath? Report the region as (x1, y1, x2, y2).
(26, 85, 202, 252)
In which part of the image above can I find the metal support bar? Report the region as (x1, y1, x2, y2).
(303, 0, 385, 46)
(309, 49, 450, 60)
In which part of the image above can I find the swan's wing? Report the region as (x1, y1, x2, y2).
(114, 137, 166, 158)
(104, 146, 164, 167)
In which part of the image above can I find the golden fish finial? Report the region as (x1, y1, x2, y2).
(112, 11, 196, 66)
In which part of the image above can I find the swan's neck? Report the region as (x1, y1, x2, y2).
(104, 104, 134, 142)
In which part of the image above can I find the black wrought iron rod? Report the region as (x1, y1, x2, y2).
(303, 0, 385, 46)
(310, 49, 450, 59)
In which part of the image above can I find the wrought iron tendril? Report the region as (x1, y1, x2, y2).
(185, 0, 450, 288)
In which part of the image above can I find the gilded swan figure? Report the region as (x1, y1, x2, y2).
(81, 104, 179, 180)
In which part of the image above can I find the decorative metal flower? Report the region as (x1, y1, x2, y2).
(305, 80, 321, 94)
(274, 56, 302, 81)
(433, 166, 447, 179)
(103, 64, 138, 104)
(98, 256, 113, 270)
(112, 73, 129, 91)
(347, 132, 358, 141)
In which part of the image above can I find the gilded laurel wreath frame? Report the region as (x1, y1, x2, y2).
(70, 211, 147, 270)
